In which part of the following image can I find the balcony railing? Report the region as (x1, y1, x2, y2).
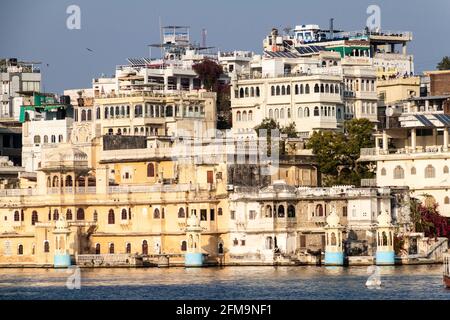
(361, 178, 377, 187)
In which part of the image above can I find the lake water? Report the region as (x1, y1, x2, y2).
(0, 265, 449, 300)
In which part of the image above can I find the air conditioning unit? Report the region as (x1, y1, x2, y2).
(226, 184, 234, 191)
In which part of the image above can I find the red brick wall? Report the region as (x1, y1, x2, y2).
(430, 73, 450, 96)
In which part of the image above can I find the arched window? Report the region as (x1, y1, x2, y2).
(18, 244, 23, 255)
(256, 87, 260, 97)
(76, 208, 85, 220)
(147, 163, 155, 177)
(314, 84, 320, 93)
(52, 176, 59, 187)
(276, 86, 280, 96)
(109, 243, 115, 254)
(218, 243, 224, 254)
(271, 86, 275, 96)
(58, 135, 63, 143)
(286, 85, 290, 95)
(96, 107, 101, 119)
(335, 84, 340, 94)
(381, 168, 387, 176)
(250, 87, 254, 97)
(444, 166, 449, 174)
(300, 84, 304, 94)
(274, 109, 279, 119)
(277, 205, 285, 218)
(34, 135, 41, 144)
(153, 208, 160, 219)
(287, 205, 296, 218)
(108, 209, 115, 224)
(242, 111, 247, 121)
(244, 87, 249, 97)
(445, 196, 450, 205)
(66, 209, 72, 220)
(126, 243, 131, 254)
(394, 166, 404, 179)
(305, 84, 310, 94)
(295, 84, 299, 95)
(239, 88, 244, 98)
(93, 210, 98, 222)
(248, 111, 253, 121)
(51, 135, 56, 143)
(315, 204, 324, 217)
(81, 110, 86, 121)
(331, 232, 337, 246)
(298, 107, 303, 118)
(304, 107, 310, 117)
(95, 243, 100, 254)
(236, 111, 241, 122)
(142, 240, 148, 255)
(425, 165, 436, 178)
(265, 205, 272, 218)
(121, 209, 128, 220)
(178, 208, 185, 218)
(65, 175, 73, 187)
(53, 209, 59, 221)
(325, 84, 329, 93)
(269, 109, 273, 118)
(280, 108, 284, 119)
(14, 210, 20, 221)
(411, 167, 416, 175)
(314, 107, 319, 116)
(330, 84, 334, 94)
(104, 107, 109, 119)
(382, 231, 388, 246)
(44, 241, 50, 253)
(31, 211, 38, 225)
(87, 110, 92, 121)
(181, 241, 187, 251)
(44, 135, 48, 143)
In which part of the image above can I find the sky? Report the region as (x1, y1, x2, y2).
(1, 0, 449, 93)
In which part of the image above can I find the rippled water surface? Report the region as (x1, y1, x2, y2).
(0, 265, 449, 300)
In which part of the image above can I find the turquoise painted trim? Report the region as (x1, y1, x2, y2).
(376, 251, 395, 265)
(54, 254, 71, 268)
(185, 253, 203, 267)
(324, 251, 344, 266)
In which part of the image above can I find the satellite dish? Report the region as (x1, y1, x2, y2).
(386, 107, 394, 117)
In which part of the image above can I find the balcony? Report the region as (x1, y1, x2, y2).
(361, 178, 377, 187)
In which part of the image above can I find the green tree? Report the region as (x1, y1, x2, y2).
(254, 119, 298, 155)
(192, 59, 223, 91)
(306, 118, 375, 186)
(437, 56, 450, 71)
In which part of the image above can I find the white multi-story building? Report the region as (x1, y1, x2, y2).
(0, 59, 41, 120)
(359, 95, 450, 217)
(227, 181, 410, 264)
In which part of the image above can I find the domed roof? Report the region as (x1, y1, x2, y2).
(326, 209, 341, 227)
(261, 180, 297, 194)
(377, 210, 392, 227)
(46, 146, 87, 162)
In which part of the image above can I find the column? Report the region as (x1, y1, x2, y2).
(444, 128, 449, 152)
(382, 131, 388, 153)
(375, 136, 380, 150)
(411, 128, 416, 153)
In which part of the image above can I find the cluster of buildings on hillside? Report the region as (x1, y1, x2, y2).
(0, 23, 449, 268)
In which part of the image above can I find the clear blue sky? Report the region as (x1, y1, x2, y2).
(1, 0, 449, 93)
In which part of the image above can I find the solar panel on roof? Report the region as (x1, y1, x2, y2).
(415, 115, 434, 127)
(434, 114, 450, 126)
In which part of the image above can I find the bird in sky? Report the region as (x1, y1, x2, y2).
(86, 48, 94, 52)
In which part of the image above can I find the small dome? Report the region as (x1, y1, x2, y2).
(47, 146, 87, 162)
(377, 210, 392, 227)
(261, 180, 297, 194)
(326, 209, 340, 227)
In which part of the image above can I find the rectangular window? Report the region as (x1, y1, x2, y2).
(207, 170, 214, 184)
(342, 206, 347, 217)
(200, 209, 207, 221)
(249, 210, 256, 220)
(230, 210, 235, 220)
(241, 240, 246, 246)
(300, 235, 306, 248)
(210, 209, 215, 221)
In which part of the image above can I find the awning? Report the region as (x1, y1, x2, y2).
(414, 114, 434, 127)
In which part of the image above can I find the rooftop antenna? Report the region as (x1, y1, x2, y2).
(201, 28, 207, 48)
(330, 18, 334, 39)
(159, 16, 163, 58)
